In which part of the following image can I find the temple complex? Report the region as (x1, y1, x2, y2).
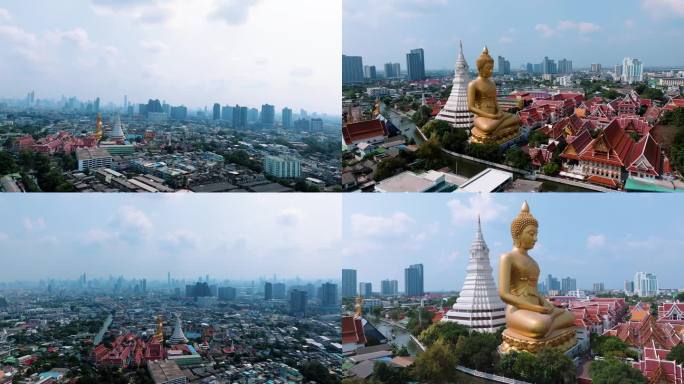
(435, 41, 474, 131)
(442, 217, 506, 332)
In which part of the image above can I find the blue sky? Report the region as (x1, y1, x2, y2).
(343, 0, 684, 70)
(343, 193, 684, 292)
(0, 0, 341, 114)
(0, 194, 341, 281)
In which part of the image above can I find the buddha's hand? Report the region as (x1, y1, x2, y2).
(537, 305, 552, 314)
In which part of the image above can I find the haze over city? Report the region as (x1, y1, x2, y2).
(0, 194, 342, 281)
(0, 0, 342, 115)
(343, 193, 684, 292)
(343, 0, 684, 69)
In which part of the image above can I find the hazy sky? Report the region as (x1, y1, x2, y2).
(343, 194, 684, 292)
(0, 194, 341, 281)
(343, 0, 684, 70)
(0, 0, 341, 114)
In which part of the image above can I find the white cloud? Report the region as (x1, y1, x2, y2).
(45, 28, 92, 49)
(83, 229, 116, 245)
(115, 206, 153, 237)
(535, 23, 555, 38)
(0, 8, 11, 22)
(276, 208, 304, 227)
(139, 39, 168, 53)
(642, 0, 684, 18)
(536, 20, 600, 38)
(498, 36, 513, 44)
(447, 194, 507, 224)
(162, 230, 199, 249)
(39, 235, 59, 246)
(350, 212, 414, 238)
(23, 217, 46, 231)
(209, 0, 260, 26)
(586, 234, 606, 249)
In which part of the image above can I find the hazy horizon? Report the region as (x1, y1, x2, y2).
(343, 0, 684, 70)
(0, 0, 342, 115)
(0, 194, 342, 281)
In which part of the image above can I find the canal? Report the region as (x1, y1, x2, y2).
(94, 313, 113, 345)
(375, 321, 422, 357)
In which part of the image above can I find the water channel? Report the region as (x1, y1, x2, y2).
(94, 313, 113, 345)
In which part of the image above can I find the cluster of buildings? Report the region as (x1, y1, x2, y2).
(342, 47, 426, 84)
(341, 264, 424, 301)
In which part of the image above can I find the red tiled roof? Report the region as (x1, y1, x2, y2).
(626, 134, 662, 176)
(343, 120, 387, 145)
(341, 316, 366, 345)
(579, 119, 634, 167)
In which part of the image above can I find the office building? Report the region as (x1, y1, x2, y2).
(260, 104, 275, 126)
(634, 272, 658, 297)
(310, 118, 323, 131)
(384, 62, 401, 78)
(212, 103, 220, 120)
(263, 156, 301, 179)
(170, 105, 187, 120)
(621, 57, 643, 84)
(76, 148, 113, 171)
(380, 279, 399, 296)
(624, 280, 635, 294)
(342, 55, 364, 84)
(497, 55, 511, 75)
(289, 289, 307, 316)
(282, 107, 292, 129)
(221, 105, 233, 121)
(593, 283, 605, 293)
(406, 48, 426, 81)
(264, 282, 273, 300)
(558, 58, 573, 74)
(591, 63, 602, 73)
(404, 264, 424, 296)
(218, 287, 236, 300)
(364, 65, 377, 80)
(186, 282, 211, 298)
(273, 283, 286, 299)
(342, 269, 357, 298)
(232, 105, 248, 128)
(320, 282, 338, 307)
(359, 282, 372, 297)
(561, 277, 577, 294)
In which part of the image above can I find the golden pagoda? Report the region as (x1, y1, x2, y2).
(152, 315, 164, 343)
(354, 296, 363, 317)
(94, 113, 104, 141)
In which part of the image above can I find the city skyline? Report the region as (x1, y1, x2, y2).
(0, 0, 341, 115)
(343, 0, 684, 69)
(342, 194, 684, 292)
(0, 194, 342, 281)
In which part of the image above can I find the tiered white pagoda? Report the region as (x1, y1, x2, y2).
(168, 314, 188, 344)
(443, 216, 506, 332)
(109, 114, 125, 141)
(435, 41, 474, 131)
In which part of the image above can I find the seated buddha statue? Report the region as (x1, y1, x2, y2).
(467, 46, 521, 145)
(498, 202, 577, 353)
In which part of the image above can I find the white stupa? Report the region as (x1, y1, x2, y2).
(442, 216, 506, 332)
(168, 314, 188, 344)
(435, 41, 474, 130)
(109, 114, 125, 141)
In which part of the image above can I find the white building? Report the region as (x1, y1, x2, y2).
(634, 272, 658, 297)
(442, 217, 506, 332)
(263, 156, 301, 179)
(76, 148, 113, 171)
(621, 57, 643, 84)
(435, 41, 474, 130)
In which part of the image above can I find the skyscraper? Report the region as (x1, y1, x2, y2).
(561, 277, 577, 293)
(320, 282, 338, 307)
(381, 279, 399, 296)
(221, 105, 233, 121)
(406, 48, 426, 81)
(264, 282, 273, 300)
(260, 104, 275, 126)
(558, 58, 573, 74)
(289, 289, 307, 316)
(273, 283, 286, 299)
(593, 283, 605, 293)
(443, 217, 506, 332)
(281, 107, 292, 129)
(622, 57, 643, 84)
(359, 282, 372, 297)
(342, 55, 364, 84)
(634, 272, 657, 297)
(404, 264, 424, 297)
(384, 62, 401, 78)
(624, 280, 635, 294)
(497, 56, 511, 75)
(310, 118, 323, 131)
(591, 63, 602, 73)
(218, 287, 236, 300)
(342, 269, 357, 298)
(363, 65, 377, 80)
(212, 103, 220, 120)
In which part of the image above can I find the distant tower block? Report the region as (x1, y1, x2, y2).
(168, 314, 188, 344)
(442, 216, 506, 332)
(436, 41, 474, 130)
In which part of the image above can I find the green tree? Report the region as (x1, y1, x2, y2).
(416, 137, 447, 169)
(453, 332, 499, 373)
(418, 322, 470, 348)
(465, 143, 503, 162)
(0, 151, 18, 175)
(505, 147, 530, 169)
(299, 361, 336, 384)
(589, 358, 647, 384)
(676, 292, 684, 302)
(413, 340, 458, 384)
(528, 130, 550, 148)
(541, 162, 560, 176)
(667, 344, 684, 364)
(441, 129, 468, 153)
(372, 361, 411, 384)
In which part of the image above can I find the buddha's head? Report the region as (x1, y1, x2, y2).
(476, 46, 494, 78)
(511, 201, 538, 250)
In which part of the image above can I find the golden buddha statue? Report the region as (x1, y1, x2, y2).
(467, 46, 521, 145)
(498, 202, 576, 354)
(354, 296, 363, 317)
(153, 315, 164, 343)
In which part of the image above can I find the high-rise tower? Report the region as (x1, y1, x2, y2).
(442, 217, 506, 332)
(436, 41, 474, 131)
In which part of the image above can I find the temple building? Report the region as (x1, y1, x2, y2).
(442, 217, 506, 332)
(168, 314, 189, 344)
(435, 41, 474, 131)
(109, 114, 126, 141)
